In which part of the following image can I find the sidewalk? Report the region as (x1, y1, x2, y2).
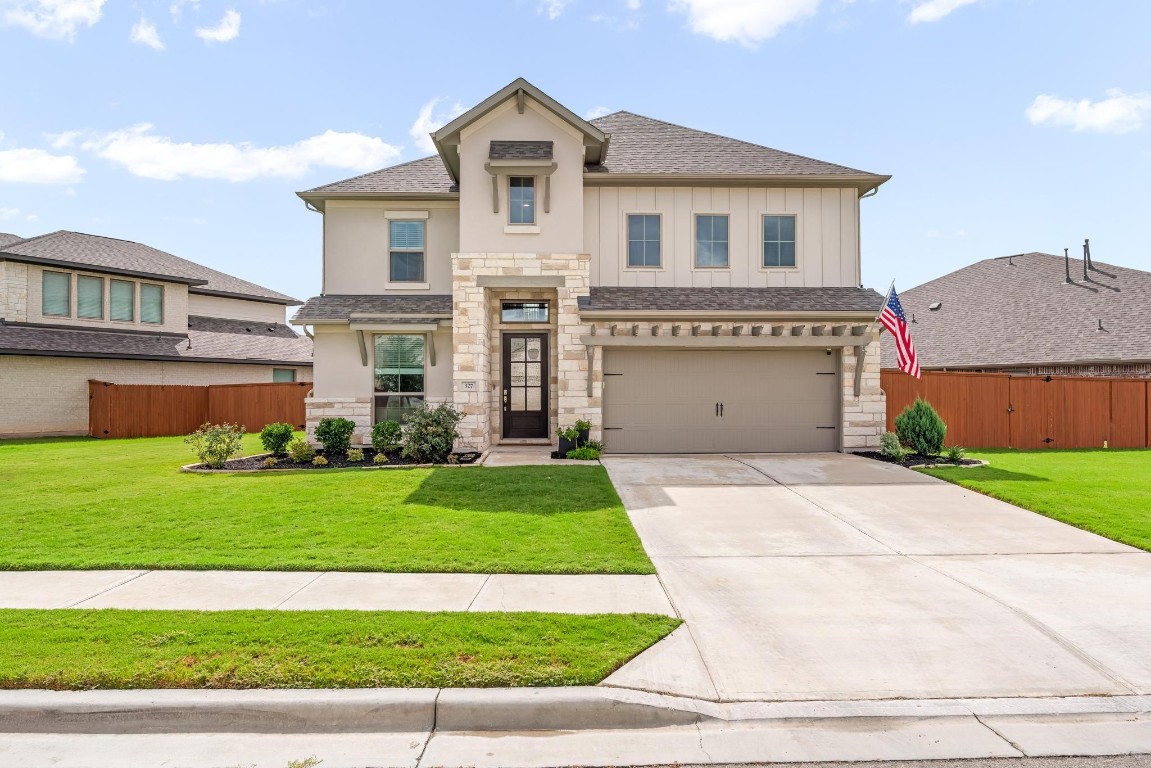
(0, 570, 676, 614)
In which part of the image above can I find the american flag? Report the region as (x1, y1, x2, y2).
(880, 288, 921, 378)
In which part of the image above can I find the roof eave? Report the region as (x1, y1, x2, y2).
(583, 173, 892, 192)
(0, 347, 312, 366)
(189, 287, 300, 306)
(0, 254, 210, 287)
(579, 309, 882, 320)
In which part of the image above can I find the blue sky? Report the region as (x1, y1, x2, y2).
(1, 0, 1148, 306)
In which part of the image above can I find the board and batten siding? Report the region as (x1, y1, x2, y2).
(583, 187, 860, 289)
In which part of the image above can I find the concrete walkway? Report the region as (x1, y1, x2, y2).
(601, 453, 1151, 703)
(0, 570, 675, 615)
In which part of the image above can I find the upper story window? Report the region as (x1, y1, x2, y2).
(509, 176, 536, 225)
(763, 215, 797, 268)
(42, 271, 71, 317)
(389, 220, 426, 283)
(627, 215, 661, 268)
(110, 279, 135, 322)
(77, 275, 104, 319)
(695, 214, 729, 268)
(141, 283, 164, 324)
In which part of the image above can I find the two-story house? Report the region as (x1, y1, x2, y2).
(0, 230, 313, 437)
(294, 79, 890, 453)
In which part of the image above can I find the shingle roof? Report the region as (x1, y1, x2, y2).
(300, 156, 457, 197)
(0, 233, 25, 249)
(578, 286, 885, 314)
(0, 319, 312, 365)
(880, 252, 1151, 369)
(587, 112, 880, 177)
(292, 294, 453, 323)
(0, 231, 299, 304)
(489, 140, 553, 160)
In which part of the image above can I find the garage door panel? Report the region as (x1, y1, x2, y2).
(603, 348, 839, 453)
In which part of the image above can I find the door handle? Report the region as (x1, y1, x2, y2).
(720, 402, 724, 417)
(715, 402, 720, 417)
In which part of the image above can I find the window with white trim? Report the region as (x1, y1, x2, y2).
(509, 176, 536, 224)
(389, 220, 425, 283)
(374, 334, 426, 423)
(695, 214, 729, 268)
(763, 215, 797, 268)
(627, 214, 661, 268)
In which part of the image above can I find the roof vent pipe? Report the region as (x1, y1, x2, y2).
(1083, 245, 1089, 282)
(1064, 248, 1072, 283)
(1084, 238, 1094, 271)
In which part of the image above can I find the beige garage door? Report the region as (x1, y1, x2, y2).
(602, 348, 840, 453)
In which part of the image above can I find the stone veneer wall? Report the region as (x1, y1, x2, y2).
(453, 253, 592, 451)
(840, 335, 885, 451)
(304, 396, 371, 446)
(1, 261, 29, 322)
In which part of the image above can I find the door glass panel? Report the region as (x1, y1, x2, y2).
(510, 362, 526, 386)
(526, 363, 541, 386)
(526, 338, 541, 360)
(526, 388, 542, 411)
(511, 388, 527, 410)
(511, 337, 526, 361)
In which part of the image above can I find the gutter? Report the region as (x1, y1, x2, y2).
(0, 255, 209, 287)
(0, 348, 312, 366)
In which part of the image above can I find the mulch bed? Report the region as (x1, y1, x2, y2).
(856, 451, 984, 468)
(193, 448, 482, 472)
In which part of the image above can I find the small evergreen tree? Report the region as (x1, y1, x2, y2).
(894, 398, 947, 456)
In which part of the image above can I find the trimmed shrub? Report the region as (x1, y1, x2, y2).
(880, 431, 909, 461)
(262, 457, 278, 468)
(315, 417, 356, 455)
(346, 448, 365, 463)
(371, 420, 403, 454)
(565, 446, 601, 461)
(258, 422, 295, 456)
(287, 438, 315, 463)
(373, 452, 390, 465)
(401, 404, 463, 464)
(312, 455, 329, 467)
(184, 422, 244, 469)
(895, 398, 947, 456)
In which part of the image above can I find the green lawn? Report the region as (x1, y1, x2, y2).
(922, 449, 1151, 552)
(0, 609, 679, 689)
(0, 436, 653, 573)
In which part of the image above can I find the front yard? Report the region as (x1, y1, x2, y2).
(922, 449, 1151, 552)
(0, 436, 653, 574)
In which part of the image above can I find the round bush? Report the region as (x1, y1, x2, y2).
(315, 417, 356, 455)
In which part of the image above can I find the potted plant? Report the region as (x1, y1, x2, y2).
(557, 419, 593, 456)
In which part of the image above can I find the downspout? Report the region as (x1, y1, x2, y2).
(302, 325, 314, 340)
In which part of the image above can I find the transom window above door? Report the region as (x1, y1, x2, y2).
(501, 301, 549, 323)
(763, 214, 797, 268)
(389, 220, 425, 283)
(509, 176, 536, 225)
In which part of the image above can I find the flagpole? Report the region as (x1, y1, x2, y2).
(871, 280, 895, 336)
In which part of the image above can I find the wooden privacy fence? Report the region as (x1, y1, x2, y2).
(881, 370, 1151, 449)
(88, 380, 311, 439)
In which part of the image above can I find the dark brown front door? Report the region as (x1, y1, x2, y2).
(502, 332, 549, 439)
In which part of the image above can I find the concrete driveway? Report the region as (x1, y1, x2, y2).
(601, 453, 1151, 703)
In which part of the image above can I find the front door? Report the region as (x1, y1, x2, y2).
(502, 332, 549, 438)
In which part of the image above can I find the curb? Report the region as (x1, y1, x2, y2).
(0, 687, 706, 734)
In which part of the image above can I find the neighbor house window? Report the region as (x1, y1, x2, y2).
(110, 279, 135, 322)
(140, 283, 164, 324)
(695, 214, 729, 268)
(509, 176, 536, 224)
(374, 334, 425, 423)
(627, 214, 661, 267)
(763, 215, 797, 268)
(272, 368, 297, 383)
(389, 220, 425, 283)
(42, 271, 71, 317)
(76, 275, 104, 319)
(501, 301, 549, 323)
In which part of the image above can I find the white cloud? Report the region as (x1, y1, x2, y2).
(2, 0, 105, 41)
(195, 8, 239, 43)
(45, 130, 82, 149)
(82, 125, 400, 182)
(130, 16, 164, 50)
(409, 98, 466, 154)
(907, 0, 978, 24)
(0, 147, 85, 183)
(1025, 89, 1151, 134)
(539, 0, 570, 19)
(670, 0, 820, 47)
(584, 106, 612, 120)
(169, 0, 198, 22)
(0, 206, 38, 223)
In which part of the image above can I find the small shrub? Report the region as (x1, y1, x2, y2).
(944, 445, 967, 462)
(258, 422, 295, 456)
(287, 438, 315, 463)
(895, 397, 947, 456)
(373, 452, 390, 466)
(346, 448, 364, 463)
(565, 446, 601, 461)
(312, 455, 329, 467)
(184, 422, 244, 469)
(584, 439, 604, 452)
(880, 431, 909, 461)
(371, 420, 403, 454)
(556, 425, 581, 442)
(573, 418, 592, 433)
(262, 457, 278, 468)
(401, 403, 463, 464)
(315, 417, 356, 456)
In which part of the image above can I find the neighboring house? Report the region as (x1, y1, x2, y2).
(0, 230, 313, 437)
(881, 251, 1151, 378)
(293, 78, 891, 453)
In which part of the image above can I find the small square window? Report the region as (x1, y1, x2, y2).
(501, 301, 549, 323)
(509, 176, 536, 225)
(695, 214, 729, 268)
(763, 215, 797, 268)
(627, 215, 661, 267)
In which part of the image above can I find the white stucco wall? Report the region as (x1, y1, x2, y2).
(311, 324, 453, 403)
(188, 293, 288, 324)
(0, 356, 313, 438)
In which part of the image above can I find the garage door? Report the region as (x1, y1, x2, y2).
(602, 348, 839, 453)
